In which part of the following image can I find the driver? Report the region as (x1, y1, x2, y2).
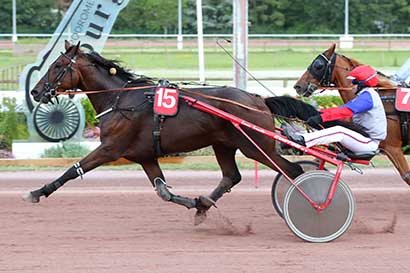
(285, 65, 387, 153)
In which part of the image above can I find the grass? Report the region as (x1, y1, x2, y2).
(97, 50, 408, 71)
(0, 52, 36, 68)
(1, 39, 410, 72)
(0, 154, 397, 172)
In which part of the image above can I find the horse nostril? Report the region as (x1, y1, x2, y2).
(31, 89, 39, 97)
(293, 84, 301, 92)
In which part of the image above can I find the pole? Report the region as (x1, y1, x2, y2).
(233, 0, 248, 91)
(12, 0, 17, 42)
(340, 0, 353, 49)
(177, 0, 183, 50)
(254, 161, 259, 188)
(344, 0, 349, 35)
(196, 0, 205, 83)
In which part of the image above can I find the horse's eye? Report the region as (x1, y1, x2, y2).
(313, 60, 324, 70)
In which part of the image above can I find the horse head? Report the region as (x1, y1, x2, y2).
(294, 43, 397, 101)
(294, 44, 359, 97)
(31, 41, 85, 104)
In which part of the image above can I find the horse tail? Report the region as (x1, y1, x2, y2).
(264, 96, 319, 120)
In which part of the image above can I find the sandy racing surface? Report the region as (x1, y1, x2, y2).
(1, 168, 410, 273)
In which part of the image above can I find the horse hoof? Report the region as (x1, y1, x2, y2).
(403, 172, 410, 185)
(22, 192, 40, 203)
(199, 195, 217, 208)
(194, 210, 207, 226)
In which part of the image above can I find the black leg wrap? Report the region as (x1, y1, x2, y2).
(154, 177, 196, 209)
(40, 166, 80, 198)
(170, 195, 197, 209)
(154, 177, 172, 201)
(23, 166, 80, 203)
(195, 178, 233, 211)
(209, 178, 234, 202)
(403, 172, 410, 183)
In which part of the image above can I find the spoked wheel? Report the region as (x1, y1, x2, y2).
(271, 160, 326, 218)
(283, 170, 355, 243)
(33, 97, 81, 142)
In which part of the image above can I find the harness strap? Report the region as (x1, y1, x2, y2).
(400, 112, 410, 146)
(153, 114, 164, 157)
(151, 79, 172, 158)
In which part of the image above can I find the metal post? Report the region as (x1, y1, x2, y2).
(340, 0, 353, 49)
(196, 0, 205, 83)
(233, 0, 248, 91)
(12, 0, 17, 42)
(177, 0, 183, 50)
(344, 0, 349, 35)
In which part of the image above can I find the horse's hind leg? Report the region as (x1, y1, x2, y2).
(194, 145, 241, 225)
(239, 141, 303, 179)
(23, 144, 121, 203)
(141, 160, 197, 209)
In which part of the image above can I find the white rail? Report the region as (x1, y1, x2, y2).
(2, 33, 410, 38)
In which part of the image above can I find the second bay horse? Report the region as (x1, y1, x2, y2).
(294, 44, 410, 185)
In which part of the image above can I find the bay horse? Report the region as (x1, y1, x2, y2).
(293, 44, 410, 185)
(24, 41, 303, 224)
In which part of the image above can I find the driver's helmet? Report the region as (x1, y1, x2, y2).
(347, 65, 378, 87)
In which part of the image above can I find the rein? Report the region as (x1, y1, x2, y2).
(316, 86, 397, 92)
(179, 88, 272, 116)
(57, 84, 273, 117)
(55, 85, 156, 95)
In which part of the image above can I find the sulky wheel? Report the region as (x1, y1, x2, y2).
(33, 97, 81, 142)
(271, 160, 327, 218)
(283, 170, 355, 243)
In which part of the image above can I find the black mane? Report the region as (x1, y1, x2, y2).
(265, 96, 319, 119)
(85, 52, 155, 85)
(264, 96, 369, 137)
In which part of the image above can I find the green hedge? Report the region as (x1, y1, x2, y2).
(0, 98, 29, 150)
(41, 142, 91, 158)
(80, 98, 99, 127)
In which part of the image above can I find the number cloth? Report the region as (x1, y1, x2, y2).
(153, 87, 179, 116)
(395, 87, 410, 112)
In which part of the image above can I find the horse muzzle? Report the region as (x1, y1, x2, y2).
(31, 89, 54, 104)
(30, 88, 44, 102)
(293, 82, 318, 97)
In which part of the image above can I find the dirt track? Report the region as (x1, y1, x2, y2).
(1, 168, 410, 273)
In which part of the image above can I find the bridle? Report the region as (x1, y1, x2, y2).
(42, 51, 79, 101)
(301, 53, 337, 97)
(302, 52, 355, 97)
(307, 53, 337, 87)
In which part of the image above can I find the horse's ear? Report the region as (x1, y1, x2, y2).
(323, 43, 336, 58)
(328, 43, 336, 55)
(64, 40, 71, 51)
(72, 41, 81, 55)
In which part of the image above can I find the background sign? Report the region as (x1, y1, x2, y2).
(19, 0, 130, 112)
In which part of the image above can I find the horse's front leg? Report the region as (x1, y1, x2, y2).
(380, 143, 410, 185)
(141, 160, 198, 209)
(23, 144, 121, 203)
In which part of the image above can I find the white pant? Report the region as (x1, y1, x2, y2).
(302, 126, 379, 153)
